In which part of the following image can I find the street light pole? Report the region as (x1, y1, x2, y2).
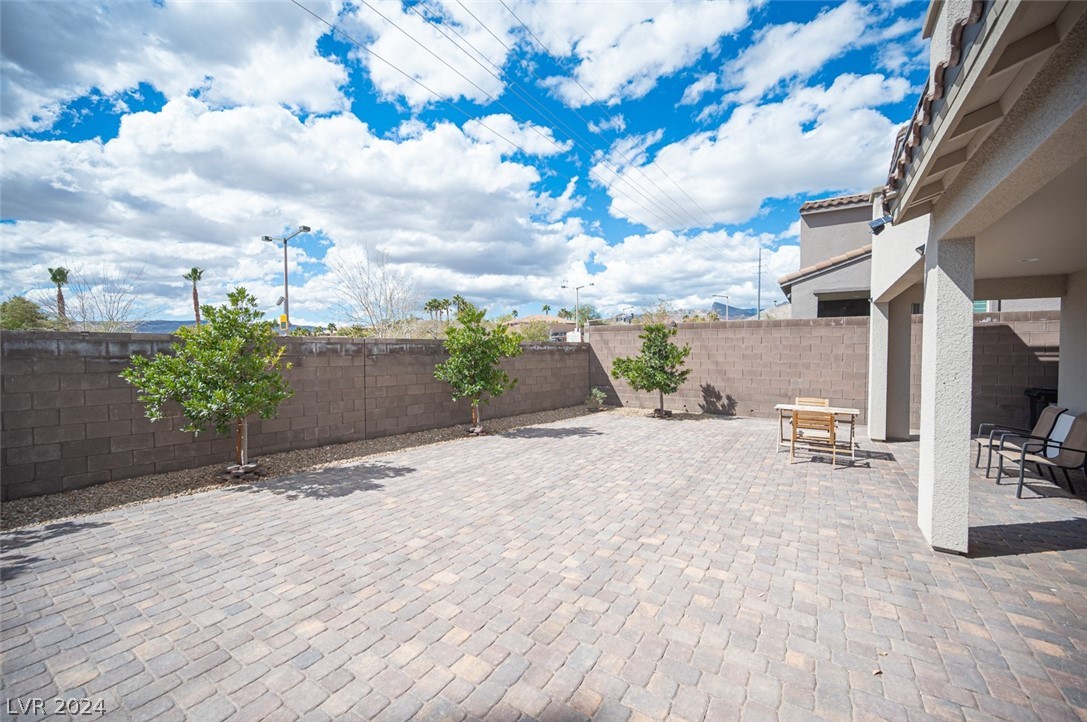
(561, 282, 594, 335)
(261, 225, 310, 333)
(712, 294, 729, 322)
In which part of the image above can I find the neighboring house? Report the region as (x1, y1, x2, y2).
(778, 193, 874, 318)
(866, 0, 1086, 553)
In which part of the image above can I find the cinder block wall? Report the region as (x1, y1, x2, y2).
(0, 333, 589, 501)
(908, 311, 1060, 430)
(590, 312, 1060, 430)
(588, 318, 870, 419)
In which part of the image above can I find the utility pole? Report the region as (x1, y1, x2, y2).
(757, 245, 762, 321)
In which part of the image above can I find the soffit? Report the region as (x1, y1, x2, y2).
(886, 2, 1082, 222)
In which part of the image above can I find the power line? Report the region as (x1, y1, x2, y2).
(496, 0, 758, 264)
(288, 0, 531, 158)
(505, 0, 721, 231)
(291, 0, 774, 280)
(366, 0, 715, 234)
(404, 2, 697, 229)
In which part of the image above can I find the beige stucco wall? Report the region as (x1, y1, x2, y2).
(799, 204, 872, 267)
(1058, 268, 1087, 414)
(789, 256, 872, 319)
(870, 213, 930, 303)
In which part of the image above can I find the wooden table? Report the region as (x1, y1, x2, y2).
(775, 403, 860, 461)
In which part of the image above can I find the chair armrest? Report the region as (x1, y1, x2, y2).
(1010, 439, 1087, 463)
(983, 424, 1029, 442)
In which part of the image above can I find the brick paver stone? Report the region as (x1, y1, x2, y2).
(1, 414, 1085, 720)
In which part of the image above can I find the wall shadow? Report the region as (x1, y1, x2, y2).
(968, 518, 1087, 558)
(699, 383, 737, 415)
(502, 427, 603, 439)
(2, 520, 111, 582)
(230, 461, 413, 500)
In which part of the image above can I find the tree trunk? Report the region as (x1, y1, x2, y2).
(192, 284, 201, 325)
(658, 389, 664, 416)
(471, 401, 479, 428)
(235, 418, 249, 465)
(56, 287, 66, 320)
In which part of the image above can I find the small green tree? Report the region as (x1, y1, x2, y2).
(121, 288, 293, 467)
(0, 296, 50, 329)
(541, 304, 552, 315)
(434, 300, 523, 432)
(610, 323, 691, 417)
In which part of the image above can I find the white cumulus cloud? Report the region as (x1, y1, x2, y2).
(0, 0, 348, 132)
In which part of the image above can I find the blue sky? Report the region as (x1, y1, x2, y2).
(1, 0, 928, 323)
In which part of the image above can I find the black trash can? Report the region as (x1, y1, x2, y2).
(1023, 387, 1058, 428)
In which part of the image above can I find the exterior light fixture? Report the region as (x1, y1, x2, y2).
(868, 214, 894, 235)
(262, 225, 311, 333)
(915, 245, 926, 256)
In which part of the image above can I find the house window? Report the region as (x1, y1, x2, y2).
(816, 298, 870, 317)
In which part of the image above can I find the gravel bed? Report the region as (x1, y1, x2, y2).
(0, 406, 604, 531)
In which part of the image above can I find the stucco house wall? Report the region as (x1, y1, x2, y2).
(788, 256, 873, 319)
(799, 204, 873, 267)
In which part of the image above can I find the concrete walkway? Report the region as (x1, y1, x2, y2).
(2, 413, 1085, 721)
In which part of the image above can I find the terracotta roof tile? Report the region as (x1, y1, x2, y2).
(778, 244, 872, 287)
(799, 193, 871, 213)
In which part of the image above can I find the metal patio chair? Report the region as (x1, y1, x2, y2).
(974, 404, 1066, 478)
(994, 412, 1087, 498)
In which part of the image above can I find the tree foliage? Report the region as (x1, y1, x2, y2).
(434, 301, 523, 430)
(49, 266, 69, 321)
(182, 267, 203, 325)
(0, 296, 51, 330)
(610, 323, 691, 415)
(121, 288, 293, 465)
(518, 320, 550, 342)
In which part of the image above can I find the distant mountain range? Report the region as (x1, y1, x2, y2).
(709, 301, 757, 319)
(135, 319, 192, 334)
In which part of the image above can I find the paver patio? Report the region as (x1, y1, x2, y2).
(2, 413, 1085, 721)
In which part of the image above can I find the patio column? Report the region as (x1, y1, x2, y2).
(917, 236, 974, 554)
(867, 302, 890, 441)
(867, 295, 912, 442)
(886, 294, 913, 440)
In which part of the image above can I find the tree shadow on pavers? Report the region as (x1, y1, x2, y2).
(229, 461, 414, 501)
(968, 518, 1087, 557)
(501, 426, 604, 439)
(699, 383, 737, 415)
(1, 520, 111, 582)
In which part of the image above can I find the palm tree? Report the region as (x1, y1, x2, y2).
(511, 309, 519, 318)
(558, 308, 573, 320)
(182, 268, 204, 325)
(452, 295, 468, 314)
(542, 304, 551, 316)
(48, 267, 69, 323)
